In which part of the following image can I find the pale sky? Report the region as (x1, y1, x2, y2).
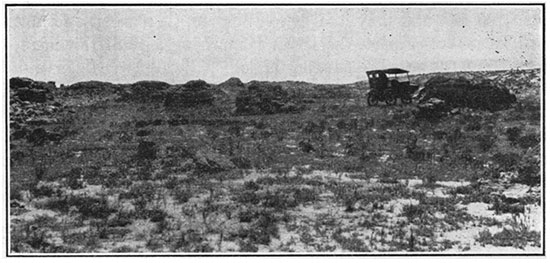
(7, 6, 542, 85)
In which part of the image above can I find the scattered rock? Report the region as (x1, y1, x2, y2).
(502, 184, 531, 202)
(193, 150, 235, 174)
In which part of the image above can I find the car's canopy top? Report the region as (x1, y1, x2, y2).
(367, 68, 409, 75)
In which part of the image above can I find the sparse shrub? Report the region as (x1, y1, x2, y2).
(32, 181, 63, 198)
(477, 134, 496, 152)
(476, 226, 541, 249)
(237, 208, 259, 223)
(517, 134, 539, 149)
(137, 140, 157, 160)
(108, 211, 133, 227)
(231, 156, 252, 169)
(173, 186, 193, 204)
(11, 215, 57, 252)
(111, 245, 138, 253)
(122, 181, 156, 200)
(75, 195, 116, 219)
(492, 152, 521, 171)
(332, 228, 369, 252)
(64, 167, 85, 190)
(42, 194, 115, 219)
(450, 185, 474, 195)
(330, 183, 361, 212)
(146, 208, 168, 223)
(515, 156, 540, 186)
(243, 180, 261, 191)
(146, 237, 165, 251)
(173, 229, 213, 252)
(234, 189, 260, 205)
(402, 204, 424, 221)
(136, 129, 151, 137)
(505, 126, 522, 145)
(238, 238, 259, 252)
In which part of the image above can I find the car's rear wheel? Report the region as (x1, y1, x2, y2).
(367, 93, 378, 106)
(384, 90, 396, 105)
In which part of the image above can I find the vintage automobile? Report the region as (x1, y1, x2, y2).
(366, 68, 419, 106)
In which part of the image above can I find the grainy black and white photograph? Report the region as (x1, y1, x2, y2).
(5, 4, 544, 255)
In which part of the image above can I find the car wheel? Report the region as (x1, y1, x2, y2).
(385, 96, 397, 105)
(367, 93, 378, 106)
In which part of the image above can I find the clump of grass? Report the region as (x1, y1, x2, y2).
(172, 185, 193, 204)
(173, 229, 213, 252)
(332, 228, 370, 252)
(42, 194, 115, 219)
(477, 133, 496, 152)
(10, 215, 57, 252)
(517, 134, 539, 149)
(505, 126, 522, 145)
(476, 225, 541, 249)
(402, 204, 425, 221)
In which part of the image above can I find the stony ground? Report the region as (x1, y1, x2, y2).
(9, 69, 542, 254)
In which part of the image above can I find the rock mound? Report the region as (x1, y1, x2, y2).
(62, 81, 119, 99)
(218, 77, 246, 95)
(493, 69, 541, 99)
(9, 77, 66, 144)
(235, 82, 302, 115)
(119, 81, 171, 102)
(164, 80, 215, 108)
(10, 77, 55, 103)
(418, 76, 516, 112)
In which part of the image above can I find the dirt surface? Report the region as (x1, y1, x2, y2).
(9, 69, 542, 254)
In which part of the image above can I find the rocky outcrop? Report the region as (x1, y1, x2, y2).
(119, 81, 171, 103)
(164, 80, 215, 108)
(418, 76, 516, 112)
(218, 77, 246, 96)
(10, 77, 55, 103)
(10, 77, 66, 144)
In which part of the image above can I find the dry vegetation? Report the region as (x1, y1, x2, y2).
(9, 68, 542, 253)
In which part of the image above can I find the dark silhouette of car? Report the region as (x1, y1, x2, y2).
(366, 68, 419, 106)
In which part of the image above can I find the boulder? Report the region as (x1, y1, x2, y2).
(10, 77, 34, 89)
(193, 150, 235, 174)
